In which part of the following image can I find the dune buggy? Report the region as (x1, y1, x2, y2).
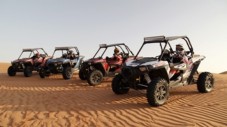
(8, 48, 50, 77)
(39, 47, 84, 80)
(112, 36, 214, 106)
(79, 43, 134, 85)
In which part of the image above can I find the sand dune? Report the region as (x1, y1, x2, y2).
(220, 71, 227, 74)
(0, 63, 227, 127)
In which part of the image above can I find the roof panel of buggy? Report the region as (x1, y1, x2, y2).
(55, 47, 78, 50)
(144, 36, 188, 43)
(22, 48, 44, 52)
(99, 43, 126, 48)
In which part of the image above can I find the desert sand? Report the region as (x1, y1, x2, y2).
(0, 63, 227, 127)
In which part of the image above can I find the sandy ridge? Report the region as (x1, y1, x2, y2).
(0, 63, 227, 127)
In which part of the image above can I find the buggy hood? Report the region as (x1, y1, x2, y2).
(125, 57, 168, 68)
(47, 58, 70, 64)
(12, 58, 32, 63)
(85, 57, 106, 64)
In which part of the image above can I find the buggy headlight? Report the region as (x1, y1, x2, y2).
(139, 66, 147, 72)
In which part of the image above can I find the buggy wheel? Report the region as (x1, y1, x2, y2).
(24, 66, 32, 77)
(147, 78, 169, 106)
(63, 66, 73, 80)
(8, 66, 16, 76)
(39, 68, 46, 78)
(197, 72, 214, 93)
(112, 74, 129, 94)
(79, 67, 87, 80)
(87, 70, 103, 86)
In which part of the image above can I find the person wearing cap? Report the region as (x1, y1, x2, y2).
(176, 44, 185, 55)
(169, 44, 190, 80)
(171, 43, 189, 71)
(67, 50, 76, 59)
(107, 47, 123, 71)
(113, 47, 121, 60)
(172, 44, 188, 63)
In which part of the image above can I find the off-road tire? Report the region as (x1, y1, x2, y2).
(8, 66, 16, 76)
(87, 70, 103, 86)
(24, 66, 32, 77)
(79, 67, 87, 80)
(62, 66, 73, 80)
(112, 74, 129, 94)
(197, 72, 214, 93)
(147, 78, 169, 106)
(39, 68, 46, 78)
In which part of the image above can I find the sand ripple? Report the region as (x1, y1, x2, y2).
(0, 64, 227, 127)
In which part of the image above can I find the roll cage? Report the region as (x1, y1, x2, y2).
(52, 47, 80, 57)
(93, 43, 134, 58)
(135, 36, 194, 61)
(18, 48, 48, 59)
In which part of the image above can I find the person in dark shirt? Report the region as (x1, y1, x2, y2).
(67, 50, 76, 59)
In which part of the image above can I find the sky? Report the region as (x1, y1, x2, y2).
(0, 0, 227, 73)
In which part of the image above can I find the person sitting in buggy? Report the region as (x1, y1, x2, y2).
(168, 44, 190, 80)
(106, 47, 123, 71)
(32, 52, 40, 60)
(67, 50, 76, 59)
